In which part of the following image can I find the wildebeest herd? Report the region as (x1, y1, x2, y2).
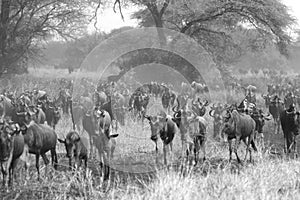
(0, 74, 300, 191)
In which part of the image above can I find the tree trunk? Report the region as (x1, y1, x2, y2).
(146, 3, 167, 48)
(0, 0, 10, 76)
(0, 0, 10, 56)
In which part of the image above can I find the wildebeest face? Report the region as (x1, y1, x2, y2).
(145, 115, 166, 141)
(0, 123, 18, 162)
(293, 112, 300, 135)
(58, 137, 79, 158)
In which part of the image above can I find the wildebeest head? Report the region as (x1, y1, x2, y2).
(58, 131, 80, 158)
(0, 121, 20, 162)
(145, 112, 168, 141)
(192, 98, 209, 116)
(209, 103, 225, 122)
(251, 108, 271, 133)
(285, 104, 300, 135)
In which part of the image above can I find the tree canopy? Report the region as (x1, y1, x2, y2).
(0, 0, 100, 76)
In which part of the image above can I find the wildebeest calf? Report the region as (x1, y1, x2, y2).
(0, 121, 24, 188)
(22, 121, 58, 180)
(58, 131, 88, 170)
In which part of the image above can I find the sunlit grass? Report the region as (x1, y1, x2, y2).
(1, 68, 299, 199)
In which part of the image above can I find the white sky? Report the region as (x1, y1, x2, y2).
(89, 0, 300, 34)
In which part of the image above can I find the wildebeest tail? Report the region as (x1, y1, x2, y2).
(251, 140, 257, 151)
(69, 98, 75, 131)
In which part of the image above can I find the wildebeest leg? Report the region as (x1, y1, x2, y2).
(103, 152, 110, 181)
(110, 139, 116, 159)
(154, 140, 159, 164)
(9, 159, 19, 187)
(294, 137, 297, 159)
(89, 136, 94, 158)
(234, 137, 241, 163)
(68, 158, 73, 170)
(163, 144, 167, 166)
(201, 137, 206, 162)
(36, 154, 41, 180)
(277, 119, 281, 134)
(1, 163, 8, 186)
(193, 138, 199, 166)
(243, 137, 252, 162)
(228, 139, 233, 162)
(41, 153, 50, 178)
(51, 149, 58, 170)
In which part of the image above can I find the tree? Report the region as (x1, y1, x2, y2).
(0, 0, 101, 77)
(127, 0, 295, 88)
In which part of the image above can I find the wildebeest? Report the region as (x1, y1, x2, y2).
(221, 109, 257, 163)
(58, 131, 88, 170)
(42, 101, 61, 129)
(129, 92, 150, 121)
(0, 95, 15, 119)
(56, 89, 72, 115)
(284, 92, 296, 109)
(280, 104, 300, 158)
(172, 100, 207, 165)
(145, 112, 176, 166)
(250, 108, 271, 149)
(82, 109, 99, 157)
(0, 121, 24, 188)
(191, 98, 208, 117)
(185, 115, 207, 165)
(161, 89, 177, 114)
(22, 121, 58, 180)
(209, 103, 225, 139)
(268, 95, 284, 134)
(93, 110, 118, 181)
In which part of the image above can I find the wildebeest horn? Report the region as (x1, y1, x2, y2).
(144, 115, 151, 121)
(172, 98, 180, 112)
(209, 109, 215, 117)
(211, 103, 217, 109)
(16, 112, 26, 116)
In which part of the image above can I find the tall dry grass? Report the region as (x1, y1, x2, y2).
(0, 67, 299, 200)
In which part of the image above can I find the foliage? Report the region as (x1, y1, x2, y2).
(0, 0, 103, 77)
(131, 0, 295, 64)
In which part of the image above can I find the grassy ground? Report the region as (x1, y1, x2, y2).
(0, 68, 299, 200)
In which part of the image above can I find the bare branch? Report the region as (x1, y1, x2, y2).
(113, 0, 124, 21)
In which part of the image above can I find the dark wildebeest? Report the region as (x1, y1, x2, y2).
(145, 112, 176, 166)
(42, 101, 61, 129)
(173, 101, 207, 165)
(161, 89, 177, 114)
(129, 92, 150, 122)
(221, 109, 257, 163)
(284, 92, 296, 109)
(92, 110, 118, 181)
(191, 98, 209, 117)
(280, 104, 300, 158)
(0, 95, 15, 119)
(209, 103, 225, 140)
(0, 121, 24, 188)
(82, 109, 99, 157)
(22, 121, 58, 180)
(113, 92, 126, 126)
(27, 105, 46, 124)
(58, 131, 88, 170)
(250, 108, 271, 149)
(56, 89, 72, 115)
(93, 90, 107, 107)
(268, 95, 284, 134)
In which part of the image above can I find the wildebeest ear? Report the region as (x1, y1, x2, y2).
(109, 134, 119, 138)
(58, 138, 65, 143)
(75, 137, 80, 142)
